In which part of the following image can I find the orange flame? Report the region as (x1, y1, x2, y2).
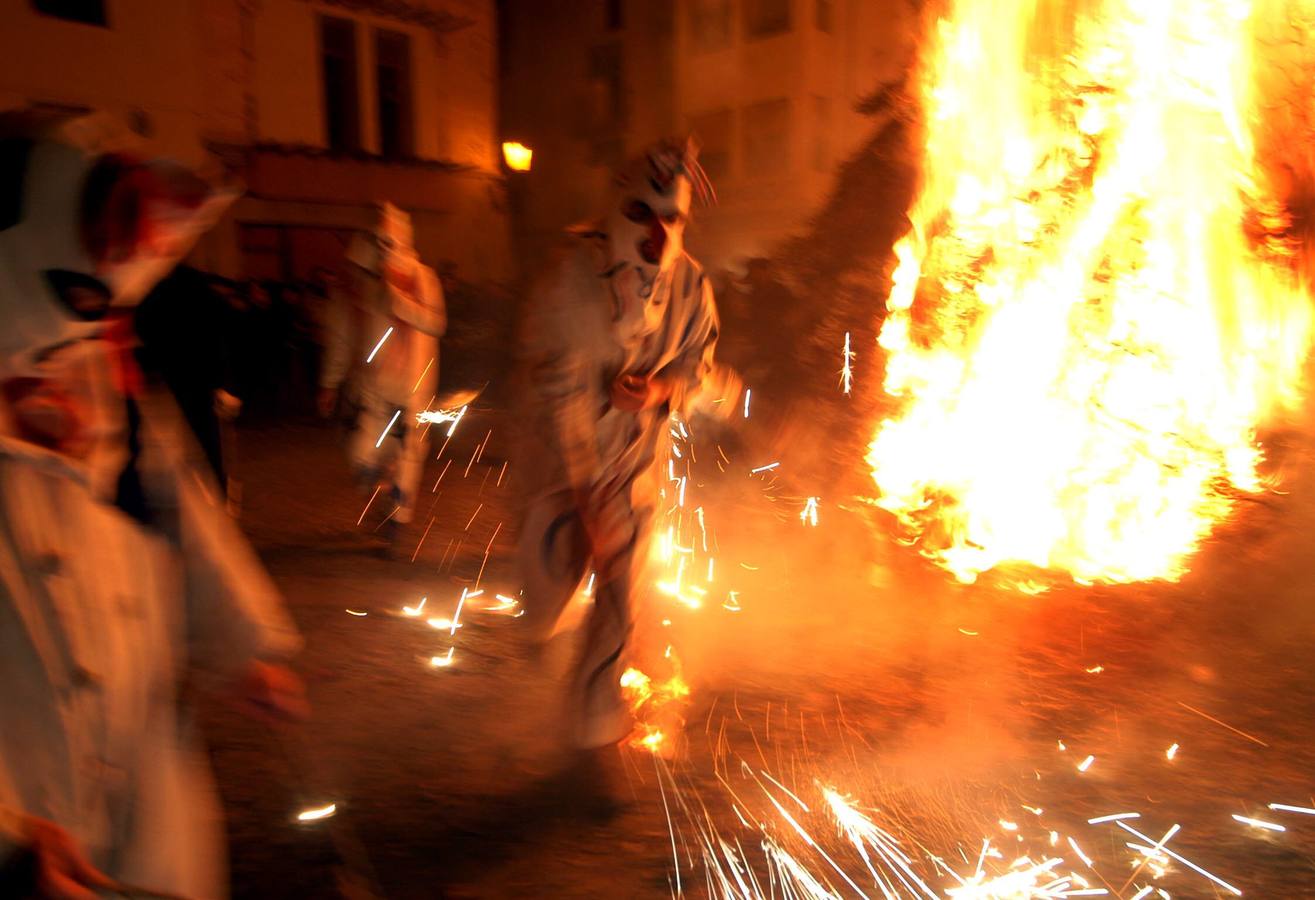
(620, 662, 690, 754)
(869, 0, 1311, 585)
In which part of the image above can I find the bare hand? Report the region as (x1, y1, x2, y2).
(20, 816, 111, 899)
(235, 661, 310, 724)
(213, 389, 242, 421)
(688, 364, 743, 421)
(609, 374, 672, 412)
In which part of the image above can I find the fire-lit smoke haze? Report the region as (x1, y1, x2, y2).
(868, 0, 1313, 586)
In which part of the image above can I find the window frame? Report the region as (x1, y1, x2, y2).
(319, 14, 363, 154)
(374, 26, 415, 159)
(815, 0, 833, 34)
(31, 0, 109, 27)
(743, 0, 792, 40)
(687, 0, 732, 53)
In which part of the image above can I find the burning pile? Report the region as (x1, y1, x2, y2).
(868, 0, 1313, 585)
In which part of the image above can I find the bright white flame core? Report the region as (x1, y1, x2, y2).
(868, 0, 1311, 585)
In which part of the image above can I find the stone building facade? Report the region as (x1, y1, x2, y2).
(500, 0, 916, 277)
(1, 0, 511, 286)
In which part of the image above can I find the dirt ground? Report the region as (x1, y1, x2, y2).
(207, 399, 1315, 898)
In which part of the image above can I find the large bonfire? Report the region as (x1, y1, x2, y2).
(868, 0, 1314, 585)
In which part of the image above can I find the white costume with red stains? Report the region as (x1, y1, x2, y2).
(0, 118, 299, 897)
(322, 203, 445, 527)
(516, 140, 736, 748)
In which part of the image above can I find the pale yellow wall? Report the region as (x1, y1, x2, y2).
(409, 23, 442, 159)
(672, 0, 916, 271)
(248, 0, 499, 171)
(0, 0, 209, 164)
(252, 1, 324, 147)
(197, 0, 250, 145)
(0, 0, 508, 284)
(437, 0, 499, 171)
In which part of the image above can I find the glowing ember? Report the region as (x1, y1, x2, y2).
(868, 0, 1311, 585)
(619, 666, 652, 698)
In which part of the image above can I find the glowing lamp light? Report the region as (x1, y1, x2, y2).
(502, 141, 533, 172)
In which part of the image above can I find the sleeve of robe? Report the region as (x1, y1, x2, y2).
(390, 263, 447, 338)
(175, 472, 302, 683)
(519, 257, 603, 493)
(136, 391, 303, 684)
(661, 268, 726, 414)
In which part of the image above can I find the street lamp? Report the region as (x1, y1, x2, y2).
(501, 141, 533, 172)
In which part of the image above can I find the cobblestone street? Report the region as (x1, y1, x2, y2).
(208, 407, 1315, 897)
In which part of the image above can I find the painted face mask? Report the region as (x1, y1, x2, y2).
(347, 202, 416, 276)
(598, 139, 714, 346)
(0, 117, 235, 375)
(346, 202, 427, 317)
(95, 157, 236, 307)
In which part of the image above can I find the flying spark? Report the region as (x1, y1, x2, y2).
(366, 326, 393, 362)
(841, 331, 855, 395)
(1232, 813, 1285, 832)
(1087, 813, 1139, 825)
(1269, 803, 1315, 816)
(296, 804, 337, 822)
(411, 358, 434, 394)
(375, 410, 402, 448)
(1113, 821, 1239, 896)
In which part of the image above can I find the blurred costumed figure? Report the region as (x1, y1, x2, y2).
(319, 203, 446, 552)
(0, 114, 305, 898)
(516, 138, 739, 749)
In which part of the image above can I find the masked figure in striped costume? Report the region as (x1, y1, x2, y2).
(516, 138, 739, 749)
